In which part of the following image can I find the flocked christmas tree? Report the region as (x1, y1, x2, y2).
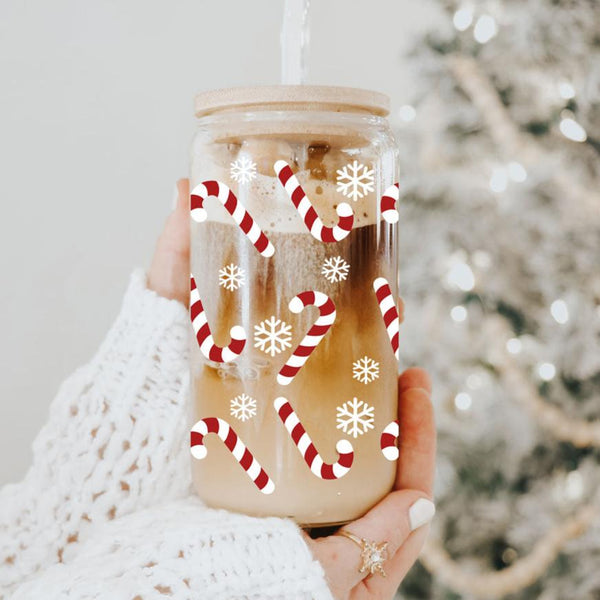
(391, 1, 600, 598)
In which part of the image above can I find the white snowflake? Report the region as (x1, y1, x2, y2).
(218, 263, 246, 292)
(230, 156, 257, 184)
(321, 256, 350, 283)
(230, 393, 257, 422)
(336, 397, 375, 438)
(254, 316, 293, 357)
(336, 160, 375, 201)
(352, 356, 380, 385)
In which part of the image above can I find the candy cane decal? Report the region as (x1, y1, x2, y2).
(380, 420, 400, 461)
(190, 417, 275, 494)
(274, 160, 354, 242)
(381, 183, 400, 224)
(373, 277, 400, 361)
(190, 180, 275, 258)
(273, 397, 354, 479)
(277, 291, 336, 386)
(190, 274, 246, 363)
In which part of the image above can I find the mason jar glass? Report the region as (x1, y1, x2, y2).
(188, 86, 400, 527)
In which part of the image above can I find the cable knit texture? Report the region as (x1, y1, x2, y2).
(0, 267, 333, 600)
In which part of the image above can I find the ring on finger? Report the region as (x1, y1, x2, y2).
(334, 529, 389, 578)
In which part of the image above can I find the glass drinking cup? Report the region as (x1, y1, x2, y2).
(189, 85, 399, 527)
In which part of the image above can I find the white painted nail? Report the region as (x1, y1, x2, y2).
(171, 184, 179, 211)
(408, 498, 436, 531)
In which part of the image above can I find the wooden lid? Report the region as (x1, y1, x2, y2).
(194, 85, 390, 118)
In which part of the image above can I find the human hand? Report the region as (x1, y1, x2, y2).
(303, 367, 436, 599)
(148, 181, 436, 600)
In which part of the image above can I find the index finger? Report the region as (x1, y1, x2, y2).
(395, 367, 436, 496)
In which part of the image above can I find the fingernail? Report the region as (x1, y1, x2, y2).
(408, 498, 435, 531)
(171, 184, 179, 211)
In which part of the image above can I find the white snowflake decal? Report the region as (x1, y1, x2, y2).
(230, 156, 257, 184)
(254, 316, 293, 357)
(218, 263, 246, 292)
(352, 356, 380, 385)
(336, 160, 375, 201)
(336, 397, 375, 438)
(230, 393, 257, 422)
(321, 256, 350, 283)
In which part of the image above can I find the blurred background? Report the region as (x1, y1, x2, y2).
(1, 0, 599, 598)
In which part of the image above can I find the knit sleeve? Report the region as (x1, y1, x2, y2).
(0, 267, 194, 595)
(8, 497, 335, 600)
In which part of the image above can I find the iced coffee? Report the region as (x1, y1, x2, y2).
(189, 86, 399, 526)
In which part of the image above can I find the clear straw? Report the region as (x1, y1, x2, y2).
(280, 0, 311, 85)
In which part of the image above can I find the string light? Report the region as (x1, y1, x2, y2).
(473, 15, 497, 44)
(564, 470, 584, 501)
(490, 162, 527, 192)
(447, 262, 475, 291)
(538, 362, 557, 381)
(506, 338, 522, 354)
(398, 104, 417, 122)
(472, 250, 492, 269)
(560, 116, 587, 142)
(453, 6, 474, 31)
(507, 161, 527, 182)
(550, 299, 569, 324)
(558, 81, 576, 100)
(501, 548, 518, 565)
(466, 373, 484, 389)
(451, 305, 468, 322)
(454, 392, 473, 411)
(490, 167, 508, 192)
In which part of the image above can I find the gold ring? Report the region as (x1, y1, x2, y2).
(334, 529, 389, 577)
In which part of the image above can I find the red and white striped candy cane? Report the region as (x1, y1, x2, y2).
(273, 397, 354, 479)
(190, 274, 246, 363)
(373, 277, 400, 361)
(190, 180, 275, 258)
(274, 160, 354, 242)
(380, 419, 400, 461)
(381, 183, 400, 224)
(277, 291, 336, 386)
(190, 417, 275, 494)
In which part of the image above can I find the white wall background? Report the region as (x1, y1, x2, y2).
(0, 0, 438, 485)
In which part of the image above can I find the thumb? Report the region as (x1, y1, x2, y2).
(147, 178, 190, 306)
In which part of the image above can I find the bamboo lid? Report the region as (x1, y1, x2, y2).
(194, 85, 390, 118)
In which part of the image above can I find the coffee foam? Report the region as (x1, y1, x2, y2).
(191, 157, 392, 234)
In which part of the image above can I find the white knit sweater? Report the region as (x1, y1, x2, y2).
(0, 267, 334, 600)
